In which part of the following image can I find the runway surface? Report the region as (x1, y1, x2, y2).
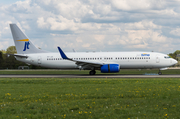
(1, 74, 180, 78)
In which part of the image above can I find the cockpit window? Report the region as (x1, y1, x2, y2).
(164, 56, 171, 59)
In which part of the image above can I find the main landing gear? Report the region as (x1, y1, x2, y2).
(89, 70, 96, 75)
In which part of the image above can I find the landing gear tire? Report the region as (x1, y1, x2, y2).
(89, 70, 96, 75)
(158, 71, 162, 75)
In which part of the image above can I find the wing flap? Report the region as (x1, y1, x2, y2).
(75, 60, 103, 67)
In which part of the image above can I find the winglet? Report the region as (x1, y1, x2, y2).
(57, 47, 69, 59)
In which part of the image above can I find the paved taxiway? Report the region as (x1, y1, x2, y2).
(1, 74, 180, 78)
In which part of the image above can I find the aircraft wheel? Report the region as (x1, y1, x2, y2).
(93, 70, 96, 75)
(89, 70, 96, 75)
(89, 71, 93, 75)
(158, 71, 162, 75)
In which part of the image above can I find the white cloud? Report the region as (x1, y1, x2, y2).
(0, 40, 9, 50)
(76, 38, 82, 43)
(10, 0, 32, 13)
(111, 0, 166, 11)
(0, 0, 180, 53)
(94, 35, 105, 42)
(159, 9, 178, 16)
(37, 15, 103, 32)
(170, 28, 180, 36)
(82, 43, 91, 48)
(123, 20, 162, 30)
(37, 17, 48, 29)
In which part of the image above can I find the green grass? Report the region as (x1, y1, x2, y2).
(0, 78, 180, 118)
(0, 69, 180, 75)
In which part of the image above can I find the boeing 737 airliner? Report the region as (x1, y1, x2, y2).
(10, 24, 177, 75)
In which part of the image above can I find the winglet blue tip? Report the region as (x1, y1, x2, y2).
(57, 47, 68, 59)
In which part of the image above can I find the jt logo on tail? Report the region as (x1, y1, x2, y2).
(23, 41, 30, 51)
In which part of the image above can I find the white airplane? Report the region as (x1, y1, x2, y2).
(10, 24, 177, 75)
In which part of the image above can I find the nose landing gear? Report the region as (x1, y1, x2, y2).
(158, 70, 162, 75)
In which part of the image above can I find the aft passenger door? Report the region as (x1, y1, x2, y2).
(37, 56, 42, 65)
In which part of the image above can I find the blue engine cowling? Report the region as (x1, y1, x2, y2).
(101, 64, 120, 73)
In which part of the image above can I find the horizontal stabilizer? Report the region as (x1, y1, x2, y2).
(7, 54, 28, 58)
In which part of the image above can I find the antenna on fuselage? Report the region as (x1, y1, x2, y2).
(72, 49, 76, 52)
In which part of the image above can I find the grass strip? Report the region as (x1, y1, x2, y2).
(0, 69, 179, 75)
(0, 78, 180, 118)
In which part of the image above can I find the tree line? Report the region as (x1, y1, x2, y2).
(168, 50, 180, 59)
(0, 46, 45, 69)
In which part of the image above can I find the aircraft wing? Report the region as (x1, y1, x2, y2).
(57, 47, 103, 68)
(74, 60, 103, 68)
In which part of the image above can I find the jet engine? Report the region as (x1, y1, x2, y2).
(101, 64, 120, 73)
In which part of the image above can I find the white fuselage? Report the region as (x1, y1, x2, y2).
(15, 51, 177, 70)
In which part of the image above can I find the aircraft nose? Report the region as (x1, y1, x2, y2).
(172, 59, 178, 65)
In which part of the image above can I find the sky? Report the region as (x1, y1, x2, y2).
(0, 0, 180, 54)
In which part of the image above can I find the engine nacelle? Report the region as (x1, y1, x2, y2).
(101, 64, 120, 73)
